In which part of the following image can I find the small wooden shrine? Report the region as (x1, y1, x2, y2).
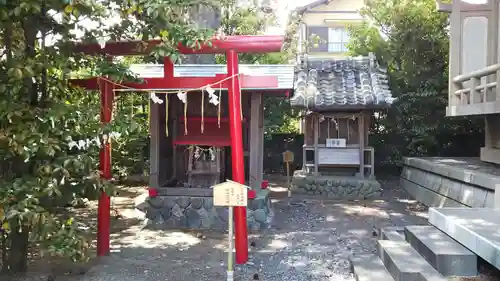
(136, 63, 295, 189)
(134, 62, 293, 235)
(289, 54, 394, 198)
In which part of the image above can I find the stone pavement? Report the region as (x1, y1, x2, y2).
(429, 208, 500, 270)
(13, 180, 429, 281)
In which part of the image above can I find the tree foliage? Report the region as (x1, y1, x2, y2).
(216, 4, 300, 136)
(348, 0, 484, 165)
(0, 0, 221, 273)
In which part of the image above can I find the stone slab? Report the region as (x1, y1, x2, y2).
(400, 178, 465, 208)
(403, 157, 500, 192)
(291, 172, 382, 199)
(401, 164, 494, 208)
(377, 240, 448, 281)
(380, 226, 405, 242)
(404, 225, 477, 276)
(428, 208, 500, 270)
(349, 255, 395, 281)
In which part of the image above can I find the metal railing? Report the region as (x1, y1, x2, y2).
(452, 63, 500, 106)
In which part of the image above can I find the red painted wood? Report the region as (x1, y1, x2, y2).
(226, 50, 248, 264)
(97, 79, 114, 257)
(73, 35, 284, 56)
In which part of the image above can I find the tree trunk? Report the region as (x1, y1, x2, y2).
(1, 230, 7, 271)
(183, 5, 221, 64)
(2, 223, 29, 274)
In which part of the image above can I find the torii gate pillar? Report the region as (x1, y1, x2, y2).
(226, 49, 248, 264)
(98, 79, 114, 256)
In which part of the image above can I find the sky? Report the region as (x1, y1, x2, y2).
(265, 0, 316, 35)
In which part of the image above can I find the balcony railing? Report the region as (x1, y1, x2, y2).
(449, 64, 500, 116)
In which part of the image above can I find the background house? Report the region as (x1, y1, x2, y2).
(296, 0, 365, 57)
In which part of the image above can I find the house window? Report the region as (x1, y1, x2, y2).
(328, 27, 350, 53)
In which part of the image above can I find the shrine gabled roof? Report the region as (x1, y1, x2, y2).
(128, 64, 295, 90)
(290, 55, 395, 112)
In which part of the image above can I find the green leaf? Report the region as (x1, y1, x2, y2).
(24, 66, 35, 77)
(13, 6, 22, 16)
(160, 30, 169, 38)
(64, 5, 74, 14)
(7, 68, 23, 80)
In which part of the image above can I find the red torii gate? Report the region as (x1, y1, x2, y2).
(71, 35, 284, 264)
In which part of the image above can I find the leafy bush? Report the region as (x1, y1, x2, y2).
(348, 0, 484, 167)
(0, 0, 223, 273)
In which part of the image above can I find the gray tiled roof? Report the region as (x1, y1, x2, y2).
(290, 55, 394, 111)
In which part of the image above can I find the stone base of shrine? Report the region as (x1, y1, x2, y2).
(400, 157, 499, 208)
(290, 171, 382, 199)
(136, 188, 273, 232)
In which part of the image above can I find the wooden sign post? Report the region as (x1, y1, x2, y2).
(213, 180, 249, 281)
(282, 150, 294, 197)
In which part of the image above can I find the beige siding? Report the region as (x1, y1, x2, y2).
(302, 0, 364, 26)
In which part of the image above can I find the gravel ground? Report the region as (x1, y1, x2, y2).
(78, 201, 426, 281)
(5, 179, 433, 281)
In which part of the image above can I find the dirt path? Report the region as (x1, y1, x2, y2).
(7, 179, 500, 281)
(30, 180, 432, 281)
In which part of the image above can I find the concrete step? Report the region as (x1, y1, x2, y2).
(377, 240, 448, 281)
(429, 207, 500, 270)
(380, 226, 405, 241)
(350, 255, 395, 281)
(404, 225, 477, 277)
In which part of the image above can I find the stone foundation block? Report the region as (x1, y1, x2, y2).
(291, 171, 382, 199)
(136, 189, 273, 232)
